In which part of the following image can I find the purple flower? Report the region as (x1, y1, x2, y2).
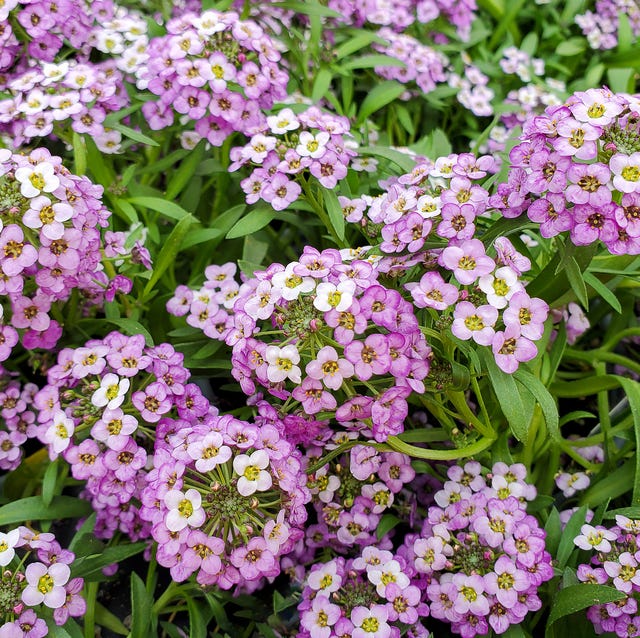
(439, 239, 496, 285)
(306, 346, 354, 391)
(452, 301, 498, 346)
(491, 325, 538, 373)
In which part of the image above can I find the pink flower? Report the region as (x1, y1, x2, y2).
(439, 239, 495, 285)
(452, 301, 498, 345)
(491, 325, 538, 373)
(306, 346, 354, 391)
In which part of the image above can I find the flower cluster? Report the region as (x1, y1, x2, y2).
(298, 546, 430, 638)
(0, 60, 129, 153)
(140, 410, 309, 589)
(136, 9, 288, 144)
(0, 0, 92, 72)
(405, 461, 553, 636)
(575, 516, 640, 637)
(449, 56, 494, 118)
(492, 87, 640, 255)
(554, 443, 603, 498)
(499, 47, 545, 83)
(0, 148, 114, 359)
(576, 0, 640, 50)
(373, 28, 449, 96)
(304, 439, 415, 550)
(230, 106, 356, 210)
(34, 332, 213, 541)
(87, 3, 149, 77)
(326, 0, 478, 40)
(342, 155, 549, 373)
(0, 369, 38, 471)
(169, 246, 432, 442)
(0, 526, 85, 635)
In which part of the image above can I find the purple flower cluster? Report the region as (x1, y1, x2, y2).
(373, 28, 449, 96)
(169, 247, 432, 442)
(576, 0, 640, 50)
(575, 516, 640, 636)
(0, 368, 38, 471)
(404, 461, 553, 637)
(140, 409, 309, 590)
(136, 9, 288, 144)
(0, 526, 85, 635)
(0, 149, 114, 359)
(493, 87, 640, 255)
(0, 0, 92, 72)
(298, 546, 430, 638)
(34, 332, 213, 541)
(342, 155, 549, 373)
(326, 0, 477, 40)
(230, 106, 356, 210)
(0, 59, 129, 152)
(304, 440, 415, 550)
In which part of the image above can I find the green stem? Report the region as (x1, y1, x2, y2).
(383, 434, 496, 460)
(84, 581, 99, 638)
(152, 580, 181, 615)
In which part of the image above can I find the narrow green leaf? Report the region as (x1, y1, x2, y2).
(556, 505, 587, 568)
(0, 496, 91, 525)
(143, 214, 194, 295)
(556, 37, 587, 57)
(376, 514, 401, 540)
(181, 227, 224, 249)
(544, 507, 562, 557)
(272, 0, 341, 17)
(72, 132, 87, 176)
(550, 374, 622, 397)
(103, 319, 154, 347)
(127, 197, 191, 221)
(340, 54, 406, 71)
(130, 572, 152, 638)
(547, 585, 625, 628)
(618, 377, 640, 505)
(334, 31, 387, 59)
(111, 122, 159, 147)
(72, 542, 147, 579)
(581, 459, 635, 507)
(311, 68, 333, 103)
(321, 187, 346, 242)
(186, 597, 208, 638)
(165, 141, 205, 200)
(514, 369, 560, 442)
(103, 103, 145, 126)
(95, 602, 129, 636)
(565, 255, 589, 308)
(357, 81, 406, 124)
(41, 458, 58, 507)
(583, 271, 622, 313)
(226, 208, 276, 239)
(480, 350, 528, 441)
(358, 146, 415, 173)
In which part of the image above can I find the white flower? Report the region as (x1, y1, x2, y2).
(478, 267, 523, 309)
(367, 559, 410, 596)
(265, 344, 301, 384)
(574, 524, 617, 552)
(91, 373, 130, 410)
(187, 432, 232, 472)
(296, 131, 330, 159)
(0, 529, 20, 566)
(313, 280, 356, 312)
(44, 411, 75, 456)
(22, 562, 70, 609)
(233, 450, 272, 496)
(14, 162, 60, 198)
(164, 489, 206, 532)
(266, 108, 300, 134)
(271, 263, 315, 301)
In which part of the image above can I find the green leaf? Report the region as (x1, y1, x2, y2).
(544, 507, 562, 557)
(618, 377, 640, 505)
(581, 459, 635, 507)
(143, 214, 194, 295)
(72, 542, 147, 579)
(95, 602, 129, 636)
(376, 514, 401, 540)
(356, 80, 406, 124)
(547, 585, 625, 628)
(604, 506, 640, 519)
(72, 132, 87, 176)
(272, 0, 341, 16)
(41, 458, 59, 507)
(0, 496, 91, 525)
(226, 208, 276, 239)
(311, 68, 333, 103)
(334, 30, 387, 59)
(583, 271, 622, 313)
(565, 255, 589, 308)
(111, 122, 159, 147)
(480, 350, 528, 441)
(103, 318, 154, 347)
(513, 369, 560, 442)
(186, 597, 208, 638)
(358, 146, 415, 173)
(127, 197, 191, 221)
(321, 187, 346, 242)
(45, 619, 84, 638)
(181, 227, 224, 249)
(550, 374, 623, 397)
(165, 141, 206, 200)
(556, 37, 587, 57)
(130, 572, 152, 638)
(556, 505, 588, 568)
(340, 54, 406, 71)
